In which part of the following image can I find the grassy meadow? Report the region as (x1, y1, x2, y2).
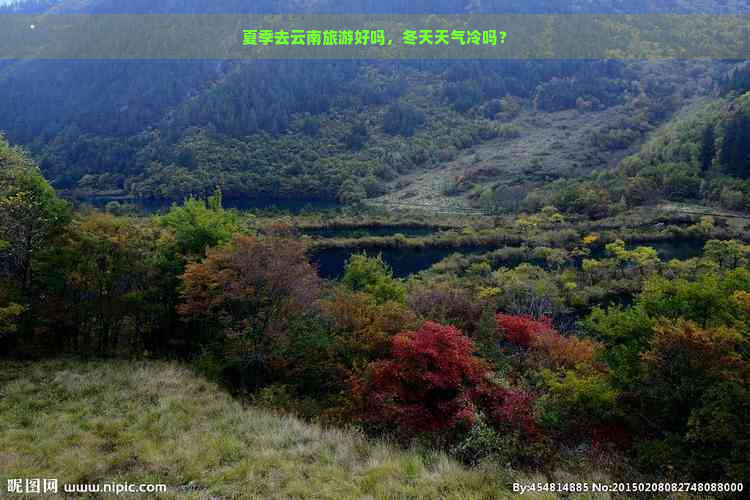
(0, 359, 607, 500)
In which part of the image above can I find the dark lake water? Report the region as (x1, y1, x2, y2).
(591, 238, 706, 261)
(302, 225, 444, 239)
(311, 238, 709, 281)
(310, 245, 490, 279)
(639, 238, 706, 261)
(66, 194, 340, 215)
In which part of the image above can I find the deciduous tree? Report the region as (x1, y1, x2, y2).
(179, 226, 321, 386)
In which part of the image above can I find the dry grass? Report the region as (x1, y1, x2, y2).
(0, 359, 546, 499)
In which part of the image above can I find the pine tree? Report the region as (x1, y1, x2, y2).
(699, 125, 715, 173)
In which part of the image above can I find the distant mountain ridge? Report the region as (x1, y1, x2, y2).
(0, 0, 745, 204)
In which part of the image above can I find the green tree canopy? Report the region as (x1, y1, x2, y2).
(342, 253, 406, 305)
(158, 188, 241, 257)
(0, 135, 71, 297)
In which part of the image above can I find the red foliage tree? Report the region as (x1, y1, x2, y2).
(355, 321, 489, 436)
(497, 313, 604, 371)
(591, 423, 633, 451)
(479, 385, 538, 436)
(354, 321, 540, 440)
(496, 314, 553, 348)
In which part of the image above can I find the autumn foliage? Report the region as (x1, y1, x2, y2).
(178, 228, 320, 339)
(632, 320, 750, 479)
(497, 313, 602, 369)
(480, 385, 538, 437)
(320, 288, 419, 374)
(355, 322, 487, 435)
(355, 321, 538, 440)
(532, 329, 601, 369)
(178, 227, 322, 388)
(3, 137, 750, 484)
(496, 314, 553, 347)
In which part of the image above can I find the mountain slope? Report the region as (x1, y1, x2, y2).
(0, 0, 745, 207)
(370, 60, 719, 212)
(521, 64, 750, 217)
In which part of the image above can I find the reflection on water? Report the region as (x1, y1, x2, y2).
(638, 239, 705, 261)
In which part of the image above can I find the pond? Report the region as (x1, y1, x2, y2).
(637, 238, 706, 261)
(310, 245, 490, 280)
(65, 194, 340, 215)
(590, 238, 706, 261)
(302, 225, 445, 239)
(312, 237, 710, 281)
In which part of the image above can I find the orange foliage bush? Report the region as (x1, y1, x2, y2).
(532, 329, 602, 370)
(320, 288, 419, 374)
(497, 313, 602, 370)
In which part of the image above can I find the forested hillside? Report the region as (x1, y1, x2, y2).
(1, 0, 749, 210)
(523, 63, 750, 217)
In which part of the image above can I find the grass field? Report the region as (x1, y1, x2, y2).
(0, 359, 574, 499)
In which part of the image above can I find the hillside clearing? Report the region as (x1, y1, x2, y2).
(369, 105, 645, 212)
